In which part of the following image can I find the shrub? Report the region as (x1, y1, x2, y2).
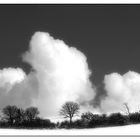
(129, 112, 140, 123)
(108, 113, 128, 126)
(88, 114, 108, 128)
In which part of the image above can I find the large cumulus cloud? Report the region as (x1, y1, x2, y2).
(101, 71, 140, 114)
(0, 68, 38, 109)
(0, 31, 96, 119)
(22, 32, 96, 117)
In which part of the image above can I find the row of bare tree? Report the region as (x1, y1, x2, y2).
(0, 101, 139, 129)
(1, 106, 39, 125)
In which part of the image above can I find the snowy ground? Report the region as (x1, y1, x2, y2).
(0, 124, 140, 136)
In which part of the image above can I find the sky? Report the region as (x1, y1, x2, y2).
(1, 4, 140, 84)
(0, 5, 140, 118)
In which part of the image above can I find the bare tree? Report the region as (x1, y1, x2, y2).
(60, 101, 80, 125)
(124, 103, 130, 116)
(81, 112, 94, 122)
(2, 105, 18, 125)
(15, 108, 25, 124)
(25, 107, 39, 122)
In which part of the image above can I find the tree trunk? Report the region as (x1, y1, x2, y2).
(10, 118, 13, 126)
(70, 117, 72, 127)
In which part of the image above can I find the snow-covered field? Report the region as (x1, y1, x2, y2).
(0, 124, 140, 136)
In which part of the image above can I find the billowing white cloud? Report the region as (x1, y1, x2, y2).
(0, 68, 37, 109)
(0, 68, 25, 84)
(101, 71, 140, 114)
(1, 31, 140, 119)
(0, 68, 26, 92)
(22, 32, 96, 117)
(2, 31, 140, 119)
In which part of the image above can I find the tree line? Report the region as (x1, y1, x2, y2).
(0, 105, 55, 128)
(0, 101, 140, 129)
